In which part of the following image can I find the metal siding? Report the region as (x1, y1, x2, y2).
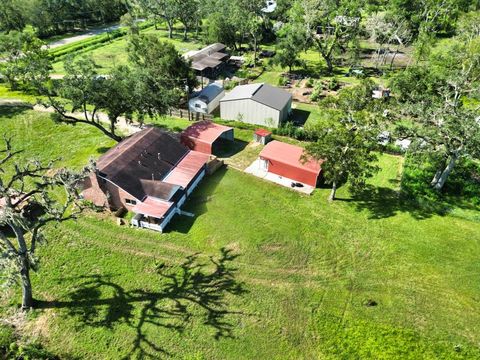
(221, 99, 281, 127)
(266, 158, 319, 187)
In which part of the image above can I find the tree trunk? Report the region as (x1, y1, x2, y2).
(430, 169, 442, 186)
(167, 22, 173, 38)
(329, 181, 337, 201)
(20, 254, 34, 309)
(253, 35, 257, 67)
(434, 154, 457, 191)
(324, 56, 333, 74)
(183, 26, 188, 41)
(389, 47, 399, 70)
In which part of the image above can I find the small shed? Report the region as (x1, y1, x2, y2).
(259, 140, 323, 187)
(254, 129, 272, 145)
(181, 121, 234, 155)
(189, 83, 225, 114)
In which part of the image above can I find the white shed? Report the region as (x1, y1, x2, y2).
(220, 83, 292, 128)
(189, 83, 225, 114)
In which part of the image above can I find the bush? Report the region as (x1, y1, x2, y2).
(310, 80, 324, 102)
(326, 77, 339, 91)
(277, 76, 288, 86)
(305, 78, 314, 88)
(0, 324, 15, 352)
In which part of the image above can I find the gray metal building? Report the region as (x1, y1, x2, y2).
(220, 83, 292, 128)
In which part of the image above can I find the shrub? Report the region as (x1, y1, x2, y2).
(305, 78, 314, 88)
(278, 76, 288, 86)
(310, 80, 323, 102)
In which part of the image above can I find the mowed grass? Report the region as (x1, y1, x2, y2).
(52, 27, 204, 75)
(1, 109, 480, 359)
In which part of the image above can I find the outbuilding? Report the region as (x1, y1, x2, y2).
(181, 121, 234, 155)
(253, 129, 272, 145)
(220, 83, 292, 128)
(188, 83, 225, 114)
(258, 140, 323, 187)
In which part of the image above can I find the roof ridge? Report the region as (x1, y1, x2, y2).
(98, 127, 155, 170)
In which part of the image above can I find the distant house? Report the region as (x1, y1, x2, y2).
(220, 83, 292, 128)
(82, 127, 210, 232)
(262, 0, 277, 13)
(181, 121, 234, 155)
(184, 43, 229, 79)
(257, 140, 323, 188)
(188, 83, 225, 114)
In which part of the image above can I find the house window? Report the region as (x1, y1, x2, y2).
(125, 199, 137, 206)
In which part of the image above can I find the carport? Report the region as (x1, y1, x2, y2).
(181, 121, 234, 155)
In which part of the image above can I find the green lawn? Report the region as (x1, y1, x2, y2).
(51, 27, 204, 75)
(1, 108, 480, 359)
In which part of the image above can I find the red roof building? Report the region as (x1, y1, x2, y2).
(82, 127, 211, 232)
(181, 121, 234, 155)
(254, 129, 272, 144)
(259, 140, 323, 187)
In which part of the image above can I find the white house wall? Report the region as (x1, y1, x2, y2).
(221, 99, 281, 128)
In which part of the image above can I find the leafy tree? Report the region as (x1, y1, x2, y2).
(305, 80, 382, 200)
(128, 34, 197, 117)
(39, 57, 126, 142)
(291, 0, 361, 73)
(174, 0, 200, 40)
(391, 38, 480, 191)
(0, 0, 28, 32)
(137, 0, 177, 38)
(233, 0, 265, 63)
(0, 30, 51, 90)
(0, 137, 89, 309)
(274, 23, 307, 73)
(202, 12, 237, 49)
(305, 111, 380, 201)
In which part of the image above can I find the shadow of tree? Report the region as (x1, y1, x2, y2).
(338, 185, 450, 220)
(0, 104, 33, 118)
(37, 248, 247, 358)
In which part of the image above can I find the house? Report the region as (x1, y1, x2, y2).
(188, 83, 225, 114)
(220, 83, 292, 128)
(245, 140, 323, 193)
(253, 129, 272, 145)
(184, 43, 229, 79)
(82, 127, 210, 232)
(181, 121, 234, 155)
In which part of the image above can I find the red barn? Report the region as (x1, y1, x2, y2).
(259, 140, 323, 187)
(181, 121, 234, 155)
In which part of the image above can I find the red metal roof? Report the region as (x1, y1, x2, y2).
(133, 196, 173, 219)
(255, 129, 272, 137)
(182, 121, 233, 146)
(259, 140, 323, 174)
(163, 150, 210, 188)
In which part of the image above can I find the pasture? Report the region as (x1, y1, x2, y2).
(1, 107, 479, 359)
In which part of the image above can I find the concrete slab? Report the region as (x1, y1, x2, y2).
(245, 159, 315, 195)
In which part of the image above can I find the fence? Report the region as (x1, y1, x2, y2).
(168, 109, 214, 122)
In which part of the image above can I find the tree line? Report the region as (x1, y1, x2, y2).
(0, 0, 128, 37)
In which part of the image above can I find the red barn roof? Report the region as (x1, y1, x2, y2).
(260, 140, 323, 174)
(182, 121, 233, 145)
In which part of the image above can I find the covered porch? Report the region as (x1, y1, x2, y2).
(131, 197, 177, 232)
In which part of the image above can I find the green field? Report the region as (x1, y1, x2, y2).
(1, 107, 480, 359)
(51, 27, 204, 75)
